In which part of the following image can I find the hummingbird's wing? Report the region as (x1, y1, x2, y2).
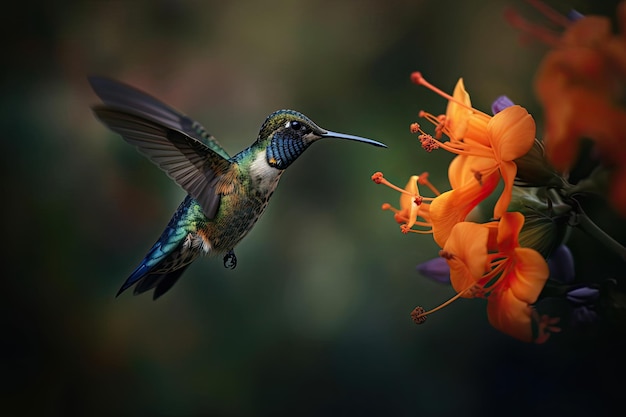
(93, 106, 231, 219)
(89, 76, 231, 159)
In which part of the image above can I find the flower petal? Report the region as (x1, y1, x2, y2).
(488, 105, 536, 162)
(444, 222, 490, 294)
(399, 176, 419, 212)
(493, 160, 518, 219)
(487, 288, 533, 342)
(509, 247, 549, 304)
(497, 211, 524, 252)
(431, 170, 500, 247)
(445, 78, 473, 140)
(448, 155, 497, 190)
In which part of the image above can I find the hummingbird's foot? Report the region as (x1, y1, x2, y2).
(223, 250, 237, 269)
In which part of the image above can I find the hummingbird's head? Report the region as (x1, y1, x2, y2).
(257, 109, 386, 170)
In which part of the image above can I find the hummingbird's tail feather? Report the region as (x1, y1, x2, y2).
(153, 266, 190, 300)
(117, 254, 196, 299)
(132, 265, 191, 300)
(115, 196, 209, 299)
(116, 263, 150, 297)
(116, 264, 190, 300)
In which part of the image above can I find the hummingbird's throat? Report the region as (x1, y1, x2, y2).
(267, 136, 312, 169)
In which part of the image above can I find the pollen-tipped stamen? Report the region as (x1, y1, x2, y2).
(411, 284, 476, 323)
(413, 111, 494, 159)
(417, 111, 444, 129)
(374, 172, 436, 234)
(411, 72, 488, 118)
(419, 134, 440, 152)
(374, 178, 435, 204)
(418, 172, 441, 196)
(384, 208, 433, 232)
(372, 172, 419, 197)
(411, 117, 449, 152)
(401, 224, 433, 234)
(411, 307, 427, 324)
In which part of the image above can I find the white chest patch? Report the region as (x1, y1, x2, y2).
(249, 150, 283, 191)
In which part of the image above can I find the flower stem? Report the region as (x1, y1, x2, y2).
(575, 206, 626, 263)
(563, 165, 610, 198)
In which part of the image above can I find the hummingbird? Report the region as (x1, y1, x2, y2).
(89, 76, 386, 300)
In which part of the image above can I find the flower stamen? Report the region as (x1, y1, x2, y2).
(411, 283, 477, 323)
(411, 306, 427, 324)
(413, 111, 497, 160)
(412, 72, 474, 113)
(371, 172, 416, 196)
(417, 111, 450, 140)
(419, 134, 440, 152)
(401, 223, 433, 234)
(418, 172, 441, 196)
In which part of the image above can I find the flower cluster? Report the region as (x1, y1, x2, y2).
(373, 1, 626, 343)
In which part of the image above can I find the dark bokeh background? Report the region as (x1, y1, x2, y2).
(3, 1, 625, 416)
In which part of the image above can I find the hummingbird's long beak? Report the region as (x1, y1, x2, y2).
(321, 131, 387, 148)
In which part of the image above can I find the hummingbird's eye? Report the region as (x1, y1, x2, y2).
(289, 120, 302, 131)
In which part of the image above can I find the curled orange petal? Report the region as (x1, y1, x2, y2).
(509, 247, 550, 304)
(487, 288, 534, 342)
(493, 161, 518, 219)
(488, 105, 536, 162)
(496, 212, 524, 252)
(443, 222, 490, 295)
(431, 169, 500, 247)
(445, 78, 473, 140)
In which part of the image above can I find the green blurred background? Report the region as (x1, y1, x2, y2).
(3, 0, 625, 416)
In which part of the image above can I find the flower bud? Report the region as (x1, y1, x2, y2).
(514, 139, 565, 188)
(509, 187, 572, 257)
(416, 257, 450, 284)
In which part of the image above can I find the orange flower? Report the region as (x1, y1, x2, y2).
(430, 157, 500, 247)
(413, 212, 551, 343)
(441, 78, 483, 143)
(534, 1, 626, 215)
(411, 73, 536, 220)
(371, 172, 437, 234)
(484, 212, 551, 342)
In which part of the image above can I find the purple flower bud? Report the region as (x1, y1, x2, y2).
(547, 245, 575, 283)
(416, 257, 450, 284)
(571, 306, 598, 326)
(491, 95, 515, 115)
(566, 286, 599, 305)
(568, 10, 584, 21)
